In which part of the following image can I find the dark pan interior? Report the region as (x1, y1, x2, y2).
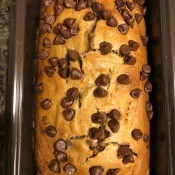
(5, 0, 175, 175)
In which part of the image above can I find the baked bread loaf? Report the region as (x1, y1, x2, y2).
(35, 0, 152, 174)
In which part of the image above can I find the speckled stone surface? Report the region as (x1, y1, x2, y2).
(0, 0, 10, 173)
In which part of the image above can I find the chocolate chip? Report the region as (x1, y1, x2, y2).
(146, 102, 153, 112)
(58, 68, 69, 79)
(93, 146, 105, 156)
(131, 129, 143, 141)
(41, 99, 52, 110)
(40, 9, 47, 20)
(56, 0, 64, 6)
(108, 119, 120, 133)
(106, 169, 119, 175)
(60, 28, 71, 39)
(120, 45, 131, 56)
(70, 68, 83, 80)
(140, 71, 149, 81)
(91, 2, 104, 13)
(45, 66, 56, 77)
(58, 58, 69, 70)
(87, 140, 99, 149)
(100, 9, 111, 20)
(123, 154, 134, 164)
(83, 11, 96, 21)
(90, 166, 104, 175)
(64, 18, 76, 28)
(125, 18, 135, 28)
(147, 110, 153, 120)
(126, 1, 135, 11)
(143, 134, 150, 142)
(45, 125, 57, 137)
(54, 5, 65, 16)
(117, 74, 130, 85)
(95, 74, 109, 86)
(63, 163, 76, 175)
(43, 37, 51, 48)
(144, 81, 152, 93)
(64, 0, 76, 8)
(100, 41, 112, 54)
(117, 145, 132, 158)
(94, 87, 108, 98)
(38, 50, 49, 60)
(115, 0, 126, 6)
(129, 40, 140, 51)
(48, 160, 60, 173)
(77, 0, 87, 11)
(130, 89, 141, 99)
(91, 112, 107, 124)
(70, 26, 79, 36)
(67, 87, 79, 99)
(89, 127, 103, 140)
(86, 0, 94, 7)
(116, 3, 126, 13)
(43, 0, 53, 7)
(45, 15, 56, 25)
(67, 50, 80, 61)
(55, 151, 67, 163)
(122, 9, 132, 19)
(104, 129, 111, 138)
(63, 108, 75, 121)
(118, 24, 129, 35)
(142, 64, 151, 74)
(141, 36, 148, 46)
(108, 109, 121, 120)
(53, 23, 63, 34)
(134, 0, 145, 6)
(61, 97, 74, 108)
(53, 35, 66, 45)
(55, 139, 67, 151)
(135, 13, 143, 23)
(141, 7, 147, 16)
(124, 55, 136, 65)
(49, 57, 59, 67)
(35, 83, 43, 93)
(106, 16, 118, 27)
(40, 23, 52, 34)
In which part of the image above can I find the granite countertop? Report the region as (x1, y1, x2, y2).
(0, 0, 10, 172)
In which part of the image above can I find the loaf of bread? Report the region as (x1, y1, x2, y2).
(35, 0, 152, 174)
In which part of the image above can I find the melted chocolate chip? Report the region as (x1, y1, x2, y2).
(94, 87, 108, 98)
(55, 139, 67, 151)
(64, 0, 76, 8)
(77, 0, 87, 11)
(38, 50, 49, 60)
(70, 68, 83, 80)
(118, 24, 129, 35)
(61, 97, 74, 108)
(93, 146, 105, 156)
(41, 99, 52, 110)
(67, 87, 79, 99)
(100, 41, 112, 54)
(54, 5, 65, 16)
(131, 129, 143, 141)
(129, 40, 140, 51)
(70, 26, 79, 36)
(63, 163, 76, 175)
(43, 37, 51, 48)
(144, 81, 152, 93)
(90, 166, 104, 175)
(58, 68, 69, 79)
(134, 0, 145, 6)
(89, 127, 103, 140)
(124, 55, 136, 65)
(123, 154, 134, 164)
(53, 35, 65, 45)
(135, 13, 143, 23)
(125, 18, 135, 28)
(45, 66, 56, 77)
(45, 15, 56, 25)
(108, 119, 120, 133)
(106, 169, 119, 175)
(86, 0, 94, 7)
(91, 2, 104, 13)
(84, 11, 96, 21)
(64, 18, 76, 28)
(53, 23, 63, 34)
(142, 64, 151, 74)
(130, 88, 141, 99)
(49, 57, 59, 67)
(126, 1, 135, 11)
(87, 140, 99, 149)
(108, 109, 121, 120)
(95, 74, 109, 86)
(147, 110, 153, 120)
(122, 9, 132, 19)
(120, 44, 131, 56)
(106, 16, 118, 27)
(91, 112, 107, 124)
(67, 50, 80, 61)
(141, 7, 147, 16)
(141, 36, 148, 46)
(48, 160, 60, 173)
(63, 108, 75, 121)
(40, 23, 52, 34)
(35, 83, 43, 93)
(117, 145, 132, 158)
(117, 74, 130, 85)
(55, 151, 67, 163)
(100, 9, 111, 20)
(60, 28, 71, 39)
(45, 125, 57, 137)
(59, 58, 69, 69)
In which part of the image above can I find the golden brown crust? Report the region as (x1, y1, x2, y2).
(35, 0, 150, 174)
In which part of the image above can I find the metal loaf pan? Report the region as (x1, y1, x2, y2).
(5, 0, 175, 174)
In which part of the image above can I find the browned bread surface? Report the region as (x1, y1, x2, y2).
(35, 0, 151, 174)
